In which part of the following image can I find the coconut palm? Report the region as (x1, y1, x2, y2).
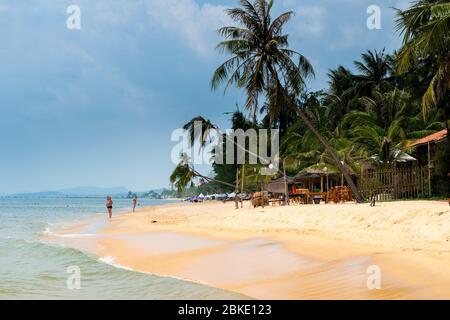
(183, 116, 219, 147)
(357, 88, 410, 127)
(340, 88, 427, 167)
(395, 0, 449, 118)
(211, 0, 363, 202)
(170, 160, 197, 194)
(328, 66, 356, 97)
(170, 153, 236, 194)
(353, 49, 393, 94)
(350, 121, 407, 167)
(211, 0, 314, 114)
(176, 111, 264, 193)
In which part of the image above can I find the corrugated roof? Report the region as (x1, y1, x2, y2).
(408, 129, 448, 148)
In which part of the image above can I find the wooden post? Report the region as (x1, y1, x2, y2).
(235, 168, 239, 209)
(428, 142, 432, 197)
(283, 158, 289, 205)
(260, 172, 265, 209)
(241, 165, 245, 194)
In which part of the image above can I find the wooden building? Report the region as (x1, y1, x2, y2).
(408, 129, 449, 196)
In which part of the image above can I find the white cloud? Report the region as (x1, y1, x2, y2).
(143, 0, 232, 56)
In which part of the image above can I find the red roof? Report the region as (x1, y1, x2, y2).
(409, 129, 448, 148)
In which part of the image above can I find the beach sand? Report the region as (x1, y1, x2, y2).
(49, 200, 450, 300)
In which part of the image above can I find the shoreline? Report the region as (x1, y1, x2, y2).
(48, 200, 450, 300)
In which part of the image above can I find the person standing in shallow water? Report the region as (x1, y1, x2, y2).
(106, 196, 113, 219)
(132, 195, 137, 213)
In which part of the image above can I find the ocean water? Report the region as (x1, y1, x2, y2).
(0, 198, 244, 300)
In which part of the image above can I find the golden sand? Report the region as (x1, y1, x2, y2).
(49, 200, 450, 300)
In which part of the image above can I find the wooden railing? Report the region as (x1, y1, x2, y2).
(358, 166, 425, 201)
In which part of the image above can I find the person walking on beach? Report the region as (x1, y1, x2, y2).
(106, 196, 113, 219)
(132, 195, 137, 212)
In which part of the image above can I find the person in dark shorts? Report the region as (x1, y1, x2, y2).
(106, 196, 113, 219)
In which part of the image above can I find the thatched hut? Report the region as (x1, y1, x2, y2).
(293, 163, 357, 192)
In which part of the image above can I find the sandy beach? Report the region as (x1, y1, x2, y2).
(50, 200, 450, 300)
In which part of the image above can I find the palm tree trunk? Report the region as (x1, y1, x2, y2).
(266, 63, 364, 203)
(190, 167, 236, 189)
(294, 108, 364, 203)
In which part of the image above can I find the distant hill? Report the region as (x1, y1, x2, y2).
(57, 186, 129, 196)
(3, 186, 129, 198)
(4, 191, 66, 198)
(1, 186, 178, 199)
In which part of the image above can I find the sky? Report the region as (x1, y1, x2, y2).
(0, 0, 412, 194)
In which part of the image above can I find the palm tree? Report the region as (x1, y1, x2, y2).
(395, 0, 450, 179)
(170, 159, 197, 194)
(357, 88, 409, 127)
(395, 0, 449, 113)
(350, 121, 407, 167)
(211, 0, 314, 115)
(183, 116, 219, 147)
(212, 0, 364, 202)
(353, 49, 393, 94)
(328, 66, 355, 97)
(175, 111, 263, 193)
(339, 89, 438, 167)
(170, 153, 236, 194)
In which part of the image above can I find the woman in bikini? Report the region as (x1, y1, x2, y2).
(106, 196, 113, 219)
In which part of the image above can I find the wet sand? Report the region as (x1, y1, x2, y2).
(47, 200, 450, 300)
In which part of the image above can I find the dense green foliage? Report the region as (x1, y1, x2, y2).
(170, 0, 449, 197)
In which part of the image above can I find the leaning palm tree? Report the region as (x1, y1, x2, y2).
(211, 0, 363, 202)
(170, 153, 236, 194)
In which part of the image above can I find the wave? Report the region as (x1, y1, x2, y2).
(98, 256, 135, 272)
(97, 255, 212, 288)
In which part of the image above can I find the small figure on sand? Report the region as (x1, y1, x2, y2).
(370, 191, 377, 207)
(132, 195, 137, 212)
(106, 196, 113, 219)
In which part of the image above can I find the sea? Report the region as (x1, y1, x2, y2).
(0, 197, 244, 300)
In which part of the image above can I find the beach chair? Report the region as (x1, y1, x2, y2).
(251, 192, 269, 208)
(294, 188, 310, 204)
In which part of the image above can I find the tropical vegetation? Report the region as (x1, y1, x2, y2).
(170, 0, 449, 199)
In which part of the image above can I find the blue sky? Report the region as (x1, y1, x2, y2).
(0, 0, 411, 194)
